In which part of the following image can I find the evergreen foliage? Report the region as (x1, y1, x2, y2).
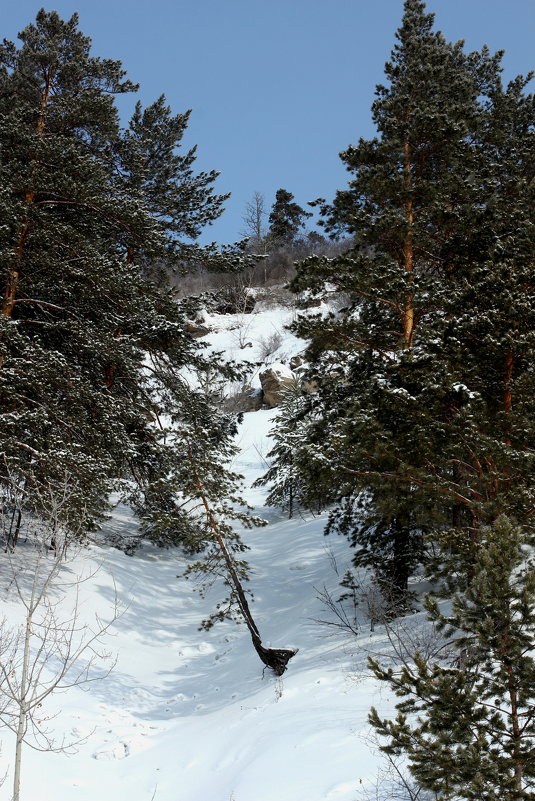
(286, 0, 535, 602)
(253, 378, 309, 518)
(0, 11, 250, 562)
(268, 188, 312, 245)
(369, 517, 535, 800)
(130, 394, 265, 626)
(118, 94, 246, 280)
(269, 0, 535, 790)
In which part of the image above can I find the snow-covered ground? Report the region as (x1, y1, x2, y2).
(0, 301, 399, 801)
(199, 294, 306, 390)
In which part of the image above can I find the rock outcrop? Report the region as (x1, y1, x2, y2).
(185, 321, 211, 339)
(259, 363, 295, 408)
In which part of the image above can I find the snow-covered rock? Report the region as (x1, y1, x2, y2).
(185, 320, 212, 338)
(289, 354, 304, 370)
(259, 362, 295, 407)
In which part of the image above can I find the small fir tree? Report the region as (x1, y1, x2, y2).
(253, 378, 309, 518)
(132, 390, 296, 674)
(369, 517, 535, 801)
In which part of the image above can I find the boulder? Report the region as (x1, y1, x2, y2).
(185, 321, 211, 339)
(259, 363, 295, 408)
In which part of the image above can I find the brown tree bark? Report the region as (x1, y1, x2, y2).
(191, 453, 297, 675)
(401, 140, 415, 350)
(2, 68, 53, 322)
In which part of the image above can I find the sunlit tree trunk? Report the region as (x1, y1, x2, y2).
(401, 139, 415, 350)
(2, 69, 53, 321)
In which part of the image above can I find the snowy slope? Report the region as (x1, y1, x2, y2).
(0, 302, 397, 801)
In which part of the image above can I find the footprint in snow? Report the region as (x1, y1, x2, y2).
(92, 741, 130, 761)
(214, 652, 227, 662)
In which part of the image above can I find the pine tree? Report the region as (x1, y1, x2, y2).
(0, 11, 295, 675)
(0, 10, 141, 534)
(268, 188, 311, 245)
(117, 94, 238, 278)
(0, 11, 243, 547)
(424, 67, 535, 582)
(289, 0, 535, 602)
(369, 517, 535, 800)
(131, 390, 296, 674)
(253, 378, 309, 518)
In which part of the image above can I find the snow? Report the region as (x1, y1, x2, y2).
(198, 296, 332, 391)
(261, 361, 294, 381)
(0, 299, 397, 801)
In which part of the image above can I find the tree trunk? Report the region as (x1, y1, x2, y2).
(382, 513, 412, 616)
(191, 458, 297, 675)
(2, 69, 52, 322)
(13, 591, 34, 801)
(503, 352, 514, 455)
(13, 701, 26, 801)
(401, 140, 415, 350)
(7, 507, 22, 552)
(288, 456, 294, 520)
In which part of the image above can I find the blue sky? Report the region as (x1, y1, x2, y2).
(3, 0, 533, 244)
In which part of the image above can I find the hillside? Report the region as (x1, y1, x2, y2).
(0, 299, 398, 801)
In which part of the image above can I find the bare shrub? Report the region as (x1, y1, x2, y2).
(170, 236, 352, 299)
(254, 285, 297, 310)
(0, 478, 120, 801)
(257, 330, 284, 361)
(356, 746, 440, 801)
(313, 583, 360, 639)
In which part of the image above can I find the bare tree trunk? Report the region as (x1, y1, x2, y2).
(12, 618, 31, 801)
(12, 546, 40, 801)
(8, 508, 22, 552)
(0, 535, 118, 797)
